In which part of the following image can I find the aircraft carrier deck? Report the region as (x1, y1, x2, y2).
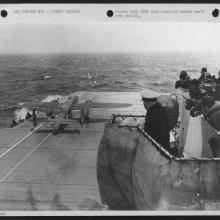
(0, 92, 145, 211)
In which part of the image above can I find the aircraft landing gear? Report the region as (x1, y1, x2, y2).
(52, 124, 65, 135)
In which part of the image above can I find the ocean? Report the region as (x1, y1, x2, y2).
(0, 52, 220, 128)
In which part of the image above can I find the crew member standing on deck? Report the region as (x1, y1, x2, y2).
(141, 90, 170, 152)
(175, 70, 191, 90)
(198, 67, 212, 82)
(32, 109, 37, 128)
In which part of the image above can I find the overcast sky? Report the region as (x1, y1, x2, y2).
(1, 22, 220, 54)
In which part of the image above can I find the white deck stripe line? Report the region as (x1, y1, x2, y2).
(1, 123, 45, 149)
(0, 123, 45, 160)
(0, 132, 51, 184)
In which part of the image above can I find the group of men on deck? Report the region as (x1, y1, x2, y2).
(141, 67, 220, 156)
(175, 67, 220, 131)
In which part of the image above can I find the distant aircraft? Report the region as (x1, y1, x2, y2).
(17, 95, 132, 131)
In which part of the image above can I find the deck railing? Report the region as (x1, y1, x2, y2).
(110, 114, 220, 162)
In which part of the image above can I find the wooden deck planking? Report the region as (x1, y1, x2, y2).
(0, 92, 145, 211)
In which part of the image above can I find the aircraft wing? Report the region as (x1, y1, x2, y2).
(73, 102, 132, 110)
(35, 118, 108, 124)
(27, 106, 48, 112)
(20, 102, 51, 111)
(10, 105, 47, 112)
(23, 101, 64, 113)
(90, 102, 132, 108)
(23, 102, 49, 108)
(35, 118, 78, 123)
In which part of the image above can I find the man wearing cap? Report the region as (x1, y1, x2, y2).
(198, 67, 212, 82)
(141, 90, 170, 152)
(175, 70, 191, 90)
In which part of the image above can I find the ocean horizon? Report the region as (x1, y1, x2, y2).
(0, 51, 220, 128)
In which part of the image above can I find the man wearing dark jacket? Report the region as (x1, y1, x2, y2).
(32, 109, 37, 128)
(141, 90, 170, 152)
(198, 67, 212, 82)
(175, 70, 191, 89)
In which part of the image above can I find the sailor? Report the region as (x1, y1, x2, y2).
(202, 96, 220, 130)
(141, 90, 170, 152)
(175, 70, 191, 90)
(186, 86, 205, 117)
(25, 111, 32, 120)
(65, 95, 79, 119)
(198, 67, 212, 82)
(32, 109, 37, 128)
(9, 119, 17, 128)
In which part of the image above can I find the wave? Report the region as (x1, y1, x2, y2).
(115, 81, 123, 84)
(151, 81, 172, 87)
(42, 95, 64, 102)
(0, 104, 8, 110)
(43, 75, 52, 79)
(79, 67, 89, 70)
(187, 69, 198, 73)
(2, 106, 19, 112)
(93, 83, 109, 88)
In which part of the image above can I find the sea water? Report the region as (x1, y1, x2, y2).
(0, 52, 220, 128)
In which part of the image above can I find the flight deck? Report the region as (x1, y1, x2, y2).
(0, 92, 144, 211)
